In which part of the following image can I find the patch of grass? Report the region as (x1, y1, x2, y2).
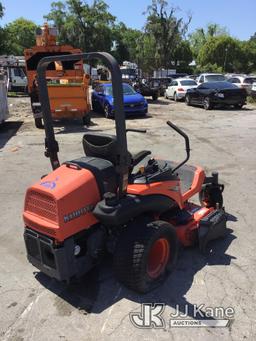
(247, 96, 256, 104)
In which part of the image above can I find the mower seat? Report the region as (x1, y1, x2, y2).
(82, 132, 150, 170)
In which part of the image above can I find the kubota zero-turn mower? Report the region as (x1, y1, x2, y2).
(23, 52, 227, 293)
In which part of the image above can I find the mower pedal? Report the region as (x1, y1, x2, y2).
(198, 209, 227, 253)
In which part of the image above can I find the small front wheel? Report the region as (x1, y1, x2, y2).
(113, 219, 178, 293)
(199, 185, 224, 208)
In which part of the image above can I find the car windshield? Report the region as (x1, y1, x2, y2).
(244, 77, 256, 84)
(205, 74, 226, 82)
(105, 83, 136, 96)
(200, 82, 238, 89)
(180, 80, 197, 86)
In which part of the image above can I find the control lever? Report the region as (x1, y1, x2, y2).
(167, 121, 190, 173)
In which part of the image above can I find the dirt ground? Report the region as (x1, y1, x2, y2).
(0, 95, 256, 341)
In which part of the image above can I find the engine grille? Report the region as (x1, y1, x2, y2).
(25, 190, 58, 223)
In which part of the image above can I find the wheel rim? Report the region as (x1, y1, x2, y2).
(147, 238, 170, 279)
(104, 105, 110, 117)
(185, 96, 189, 104)
(204, 98, 209, 109)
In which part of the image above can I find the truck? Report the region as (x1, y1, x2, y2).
(24, 23, 91, 128)
(120, 61, 140, 82)
(0, 55, 28, 93)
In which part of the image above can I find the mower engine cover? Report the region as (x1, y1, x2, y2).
(22, 158, 116, 242)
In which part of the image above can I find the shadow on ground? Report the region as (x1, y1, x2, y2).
(0, 121, 23, 149)
(35, 218, 236, 319)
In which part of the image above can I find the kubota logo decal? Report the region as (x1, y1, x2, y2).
(40, 177, 59, 190)
(64, 204, 94, 223)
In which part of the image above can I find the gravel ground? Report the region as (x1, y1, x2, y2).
(0, 95, 256, 341)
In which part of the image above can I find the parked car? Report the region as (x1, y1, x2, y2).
(150, 77, 172, 96)
(167, 73, 188, 79)
(133, 79, 159, 100)
(197, 73, 226, 84)
(227, 75, 256, 95)
(185, 81, 247, 110)
(165, 78, 198, 101)
(91, 82, 148, 118)
(251, 82, 256, 98)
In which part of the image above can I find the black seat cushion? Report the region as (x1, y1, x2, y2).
(83, 133, 119, 165)
(83, 132, 150, 171)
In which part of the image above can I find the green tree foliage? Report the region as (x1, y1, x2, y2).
(189, 23, 228, 59)
(45, 0, 116, 53)
(4, 18, 38, 55)
(197, 35, 246, 73)
(143, 0, 192, 71)
(0, 2, 4, 18)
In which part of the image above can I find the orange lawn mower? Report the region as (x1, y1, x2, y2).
(23, 52, 227, 293)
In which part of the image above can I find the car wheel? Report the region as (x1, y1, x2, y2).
(234, 103, 243, 109)
(174, 92, 178, 102)
(113, 219, 179, 293)
(185, 94, 191, 106)
(203, 97, 212, 110)
(91, 100, 98, 112)
(35, 117, 43, 129)
(152, 93, 158, 101)
(82, 113, 91, 126)
(104, 103, 112, 118)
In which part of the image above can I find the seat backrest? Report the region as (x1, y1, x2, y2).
(83, 133, 119, 165)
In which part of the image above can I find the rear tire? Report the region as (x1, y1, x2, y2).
(234, 103, 243, 109)
(203, 97, 213, 110)
(82, 113, 91, 126)
(185, 94, 191, 106)
(174, 92, 178, 102)
(35, 117, 43, 129)
(152, 93, 158, 101)
(113, 219, 178, 293)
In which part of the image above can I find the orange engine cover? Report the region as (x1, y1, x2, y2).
(23, 164, 100, 242)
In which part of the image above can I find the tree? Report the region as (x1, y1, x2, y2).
(143, 0, 192, 71)
(197, 35, 244, 73)
(45, 0, 116, 53)
(189, 23, 228, 59)
(4, 18, 38, 55)
(0, 2, 4, 18)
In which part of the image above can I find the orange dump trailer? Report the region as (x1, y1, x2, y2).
(24, 24, 91, 128)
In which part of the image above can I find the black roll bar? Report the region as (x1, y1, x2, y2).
(37, 52, 129, 197)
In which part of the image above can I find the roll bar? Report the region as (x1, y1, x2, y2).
(37, 52, 129, 197)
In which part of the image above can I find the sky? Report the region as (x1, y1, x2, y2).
(1, 0, 256, 40)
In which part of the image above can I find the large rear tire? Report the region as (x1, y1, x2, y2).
(113, 219, 178, 293)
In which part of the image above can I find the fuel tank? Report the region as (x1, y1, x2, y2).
(23, 163, 100, 242)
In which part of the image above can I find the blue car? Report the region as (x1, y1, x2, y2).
(91, 83, 148, 118)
